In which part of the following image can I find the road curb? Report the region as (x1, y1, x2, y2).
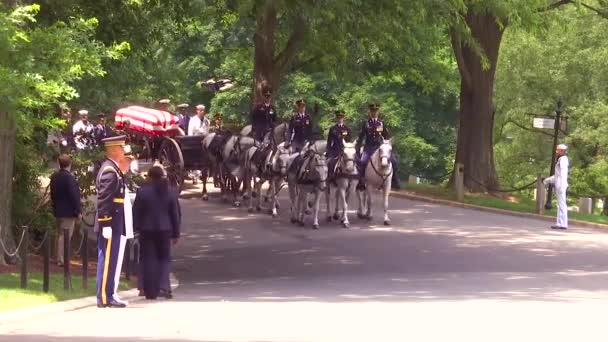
(391, 191, 608, 230)
(0, 288, 140, 327)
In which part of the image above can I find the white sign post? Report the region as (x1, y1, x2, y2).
(533, 117, 555, 129)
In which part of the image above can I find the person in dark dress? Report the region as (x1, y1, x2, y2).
(133, 166, 181, 300)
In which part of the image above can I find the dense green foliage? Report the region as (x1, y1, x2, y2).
(4, 0, 608, 233)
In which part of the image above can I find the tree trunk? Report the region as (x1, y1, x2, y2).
(603, 197, 608, 216)
(0, 111, 17, 265)
(451, 13, 504, 192)
(251, 0, 306, 104)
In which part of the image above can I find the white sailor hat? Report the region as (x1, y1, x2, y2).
(196, 104, 206, 110)
(557, 144, 568, 150)
(158, 99, 170, 104)
(78, 109, 88, 115)
(177, 103, 189, 108)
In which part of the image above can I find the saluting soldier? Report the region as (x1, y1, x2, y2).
(250, 89, 276, 142)
(355, 103, 401, 190)
(326, 110, 352, 178)
(95, 135, 135, 308)
(285, 99, 313, 152)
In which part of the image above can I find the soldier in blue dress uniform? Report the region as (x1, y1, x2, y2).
(250, 89, 277, 142)
(95, 135, 134, 308)
(355, 103, 401, 190)
(285, 99, 313, 152)
(326, 110, 352, 177)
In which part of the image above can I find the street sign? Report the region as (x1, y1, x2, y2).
(533, 117, 555, 129)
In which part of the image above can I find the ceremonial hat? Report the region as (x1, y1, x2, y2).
(295, 99, 305, 106)
(101, 135, 126, 148)
(368, 103, 380, 110)
(263, 89, 272, 96)
(97, 113, 105, 118)
(557, 144, 568, 150)
(78, 109, 88, 115)
(335, 110, 345, 118)
(158, 99, 170, 104)
(177, 103, 189, 108)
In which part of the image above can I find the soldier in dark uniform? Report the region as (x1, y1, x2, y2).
(95, 135, 134, 308)
(285, 99, 313, 152)
(326, 110, 352, 177)
(250, 89, 276, 143)
(355, 103, 401, 190)
(176, 103, 190, 134)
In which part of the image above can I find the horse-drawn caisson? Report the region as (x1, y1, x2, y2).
(108, 98, 396, 230)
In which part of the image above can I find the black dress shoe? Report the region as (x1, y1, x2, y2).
(99, 300, 127, 308)
(159, 290, 173, 299)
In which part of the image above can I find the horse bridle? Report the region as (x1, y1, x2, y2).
(368, 146, 393, 190)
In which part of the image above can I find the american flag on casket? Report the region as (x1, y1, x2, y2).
(114, 106, 181, 136)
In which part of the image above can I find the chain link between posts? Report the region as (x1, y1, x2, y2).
(0, 225, 28, 258)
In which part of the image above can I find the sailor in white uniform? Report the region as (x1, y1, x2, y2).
(544, 144, 569, 229)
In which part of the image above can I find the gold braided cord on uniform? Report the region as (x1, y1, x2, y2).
(98, 216, 112, 222)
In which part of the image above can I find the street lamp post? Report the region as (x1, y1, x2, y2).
(544, 97, 564, 210)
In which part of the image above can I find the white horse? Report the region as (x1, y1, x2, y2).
(287, 147, 328, 229)
(326, 141, 358, 228)
(203, 133, 255, 206)
(241, 123, 288, 202)
(268, 143, 299, 217)
(357, 140, 393, 225)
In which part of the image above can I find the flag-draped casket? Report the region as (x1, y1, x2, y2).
(114, 106, 180, 136)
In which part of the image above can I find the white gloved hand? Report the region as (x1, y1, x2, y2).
(102, 227, 112, 239)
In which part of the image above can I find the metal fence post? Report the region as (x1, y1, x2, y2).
(454, 163, 465, 202)
(20, 226, 28, 289)
(43, 229, 51, 293)
(82, 226, 88, 290)
(536, 174, 546, 215)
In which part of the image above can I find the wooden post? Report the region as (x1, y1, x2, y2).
(579, 197, 593, 214)
(20, 226, 28, 289)
(536, 175, 546, 215)
(82, 226, 88, 290)
(454, 163, 464, 202)
(43, 229, 50, 293)
(63, 228, 71, 290)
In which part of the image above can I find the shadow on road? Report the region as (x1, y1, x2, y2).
(166, 193, 608, 304)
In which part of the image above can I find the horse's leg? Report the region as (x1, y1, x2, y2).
(383, 183, 391, 226)
(365, 187, 372, 219)
(325, 186, 332, 222)
(297, 188, 307, 226)
(312, 189, 321, 229)
(202, 168, 209, 201)
(247, 172, 255, 213)
(333, 183, 341, 221)
(288, 177, 298, 224)
(270, 178, 280, 217)
(341, 181, 350, 228)
(234, 176, 242, 207)
(357, 187, 365, 219)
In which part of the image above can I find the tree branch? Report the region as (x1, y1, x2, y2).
(581, 2, 608, 18)
(288, 55, 321, 73)
(507, 119, 555, 137)
(538, 0, 573, 12)
(449, 28, 473, 89)
(274, 14, 307, 73)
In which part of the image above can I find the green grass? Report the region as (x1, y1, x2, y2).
(404, 183, 608, 226)
(0, 273, 130, 312)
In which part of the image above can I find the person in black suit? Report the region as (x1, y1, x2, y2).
(50, 154, 82, 266)
(133, 165, 181, 300)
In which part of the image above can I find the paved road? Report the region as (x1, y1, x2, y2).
(2, 188, 608, 341)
